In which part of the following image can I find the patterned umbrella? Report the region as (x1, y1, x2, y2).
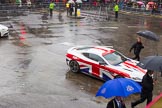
(96, 78, 141, 98)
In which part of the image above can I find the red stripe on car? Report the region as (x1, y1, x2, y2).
(94, 47, 115, 56)
(124, 61, 146, 73)
(66, 53, 130, 78)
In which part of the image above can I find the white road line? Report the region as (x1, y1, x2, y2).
(90, 26, 119, 30)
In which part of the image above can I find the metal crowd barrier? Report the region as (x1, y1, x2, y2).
(81, 3, 162, 16)
(0, 2, 66, 16)
(121, 6, 162, 15)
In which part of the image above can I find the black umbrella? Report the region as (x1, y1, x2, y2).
(137, 56, 162, 72)
(136, 30, 160, 41)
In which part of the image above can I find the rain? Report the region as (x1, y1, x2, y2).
(0, 3, 162, 108)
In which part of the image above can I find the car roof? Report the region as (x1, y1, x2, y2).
(75, 46, 115, 56)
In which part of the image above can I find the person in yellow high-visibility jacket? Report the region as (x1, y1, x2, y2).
(114, 3, 119, 19)
(66, 2, 70, 16)
(49, 1, 55, 17)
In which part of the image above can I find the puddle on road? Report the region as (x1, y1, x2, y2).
(38, 34, 63, 38)
(17, 52, 30, 55)
(28, 27, 52, 35)
(0, 17, 10, 22)
(12, 40, 31, 47)
(8, 21, 64, 47)
(66, 71, 104, 95)
(18, 59, 32, 69)
(41, 12, 49, 20)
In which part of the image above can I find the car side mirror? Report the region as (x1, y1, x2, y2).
(99, 61, 107, 65)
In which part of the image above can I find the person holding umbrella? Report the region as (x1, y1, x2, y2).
(107, 96, 126, 108)
(131, 70, 154, 108)
(96, 78, 142, 108)
(129, 37, 144, 61)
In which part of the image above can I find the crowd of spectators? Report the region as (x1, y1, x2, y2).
(0, 0, 47, 4)
(0, 0, 162, 14)
(123, 1, 162, 14)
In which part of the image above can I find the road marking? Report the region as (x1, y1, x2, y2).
(60, 42, 75, 46)
(127, 25, 145, 28)
(128, 26, 139, 28)
(89, 26, 118, 30)
(98, 27, 118, 29)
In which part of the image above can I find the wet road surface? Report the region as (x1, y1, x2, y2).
(0, 10, 162, 108)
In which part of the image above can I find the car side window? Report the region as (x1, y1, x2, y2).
(82, 53, 89, 58)
(83, 53, 105, 62)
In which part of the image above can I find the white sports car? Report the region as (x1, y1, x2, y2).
(0, 24, 9, 37)
(66, 46, 146, 82)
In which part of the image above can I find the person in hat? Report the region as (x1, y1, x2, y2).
(107, 96, 126, 108)
(131, 70, 154, 108)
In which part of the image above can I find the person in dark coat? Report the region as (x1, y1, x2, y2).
(69, 3, 74, 16)
(107, 96, 126, 108)
(130, 37, 144, 61)
(131, 70, 154, 108)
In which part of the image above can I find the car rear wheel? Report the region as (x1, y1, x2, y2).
(4, 34, 9, 37)
(69, 60, 80, 73)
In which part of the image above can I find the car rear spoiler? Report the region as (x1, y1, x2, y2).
(75, 45, 113, 48)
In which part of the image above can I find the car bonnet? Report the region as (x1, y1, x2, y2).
(0, 24, 8, 30)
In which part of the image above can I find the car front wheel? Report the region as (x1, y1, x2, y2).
(69, 60, 80, 73)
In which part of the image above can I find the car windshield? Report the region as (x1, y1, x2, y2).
(103, 51, 127, 65)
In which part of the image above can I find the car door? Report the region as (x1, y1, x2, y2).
(88, 53, 105, 78)
(88, 54, 114, 80)
(82, 53, 101, 77)
(82, 53, 114, 80)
